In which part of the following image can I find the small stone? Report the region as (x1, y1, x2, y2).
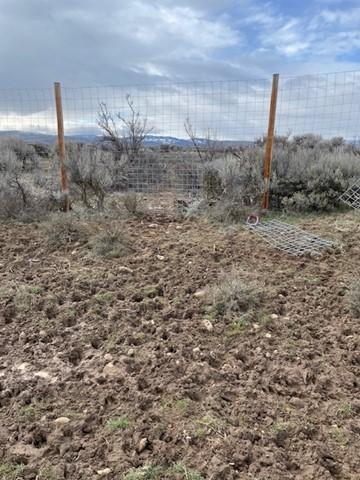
(97, 468, 112, 476)
(270, 314, 279, 320)
(194, 290, 206, 298)
(265, 333, 272, 339)
(34, 370, 51, 379)
(137, 437, 148, 453)
(127, 348, 135, 357)
(104, 353, 113, 362)
(149, 223, 158, 228)
(16, 362, 31, 372)
(54, 417, 71, 426)
(253, 323, 260, 330)
(202, 319, 213, 332)
(175, 225, 182, 230)
(193, 347, 200, 354)
(118, 266, 133, 274)
(156, 255, 165, 261)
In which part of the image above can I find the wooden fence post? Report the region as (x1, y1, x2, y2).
(54, 82, 70, 212)
(262, 73, 279, 209)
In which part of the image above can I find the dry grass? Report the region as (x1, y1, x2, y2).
(43, 214, 90, 247)
(206, 269, 263, 322)
(90, 226, 134, 258)
(348, 280, 360, 317)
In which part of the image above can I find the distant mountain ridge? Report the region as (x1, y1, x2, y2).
(0, 130, 251, 147)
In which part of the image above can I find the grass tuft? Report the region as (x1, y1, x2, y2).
(171, 463, 204, 480)
(122, 465, 162, 480)
(194, 415, 227, 438)
(95, 292, 114, 303)
(106, 415, 130, 431)
(0, 463, 25, 480)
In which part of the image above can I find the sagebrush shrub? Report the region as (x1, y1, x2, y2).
(0, 138, 58, 220)
(67, 144, 115, 209)
(208, 135, 360, 215)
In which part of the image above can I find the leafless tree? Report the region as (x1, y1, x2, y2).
(97, 95, 153, 163)
(184, 117, 218, 162)
(120, 94, 153, 161)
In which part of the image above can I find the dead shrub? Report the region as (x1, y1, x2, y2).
(44, 214, 89, 247)
(90, 226, 134, 258)
(349, 281, 360, 317)
(123, 193, 142, 215)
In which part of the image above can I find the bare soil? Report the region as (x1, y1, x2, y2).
(0, 210, 359, 479)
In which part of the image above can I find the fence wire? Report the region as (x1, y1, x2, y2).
(0, 70, 359, 196)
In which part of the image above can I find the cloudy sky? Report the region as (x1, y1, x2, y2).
(0, 0, 359, 139)
(1, 0, 360, 87)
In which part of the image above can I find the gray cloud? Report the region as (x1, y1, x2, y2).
(0, 0, 246, 89)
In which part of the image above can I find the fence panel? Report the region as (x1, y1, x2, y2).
(0, 71, 359, 201)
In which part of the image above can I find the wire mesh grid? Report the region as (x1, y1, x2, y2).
(125, 160, 205, 195)
(276, 70, 360, 142)
(339, 179, 360, 210)
(246, 219, 335, 256)
(59, 79, 272, 194)
(61, 79, 272, 141)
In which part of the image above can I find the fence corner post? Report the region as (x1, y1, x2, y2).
(54, 81, 70, 212)
(262, 73, 279, 210)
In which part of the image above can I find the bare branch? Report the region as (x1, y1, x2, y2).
(184, 118, 218, 162)
(97, 102, 124, 160)
(98, 96, 153, 163)
(184, 118, 204, 162)
(117, 94, 153, 161)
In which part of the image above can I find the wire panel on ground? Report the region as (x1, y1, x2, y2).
(246, 219, 335, 256)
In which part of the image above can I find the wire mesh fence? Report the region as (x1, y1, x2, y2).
(0, 70, 360, 199)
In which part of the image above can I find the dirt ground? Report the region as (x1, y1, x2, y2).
(0, 208, 359, 479)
